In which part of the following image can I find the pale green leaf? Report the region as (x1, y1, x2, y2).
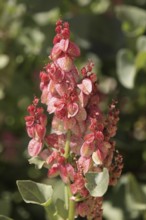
(85, 168, 109, 197)
(115, 5, 146, 36)
(17, 180, 53, 206)
(0, 55, 9, 69)
(126, 174, 146, 211)
(33, 8, 60, 25)
(90, 0, 110, 14)
(116, 49, 136, 89)
(136, 36, 146, 52)
(135, 52, 146, 70)
(29, 156, 45, 169)
(44, 179, 67, 220)
(44, 202, 58, 220)
(18, 28, 44, 54)
(55, 199, 68, 219)
(76, 0, 92, 6)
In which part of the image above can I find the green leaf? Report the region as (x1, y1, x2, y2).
(116, 49, 136, 89)
(136, 36, 146, 52)
(0, 215, 13, 220)
(0, 55, 9, 69)
(90, 0, 110, 14)
(44, 179, 67, 219)
(115, 5, 146, 36)
(85, 168, 109, 197)
(135, 52, 146, 70)
(76, 0, 92, 6)
(126, 174, 146, 210)
(44, 202, 58, 220)
(56, 199, 68, 219)
(29, 156, 45, 169)
(17, 180, 53, 206)
(33, 8, 60, 25)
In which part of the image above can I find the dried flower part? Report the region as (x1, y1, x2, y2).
(76, 197, 103, 220)
(109, 151, 123, 185)
(24, 20, 123, 220)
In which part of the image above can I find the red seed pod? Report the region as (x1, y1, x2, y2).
(25, 115, 34, 127)
(87, 64, 92, 72)
(33, 97, 39, 106)
(28, 139, 42, 157)
(56, 19, 63, 26)
(63, 22, 69, 28)
(53, 35, 61, 44)
(55, 25, 62, 34)
(81, 67, 87, 76)
(95, 131, 104, 142)
(36, 107, 44, 115)
(68, 42, 80, 57)
(89, 73, 97, 82)
(61, 28, 70, 39)
(35, 124, 46, 140)
(27, 105, 35, 114)
(40, 72, 49, 85)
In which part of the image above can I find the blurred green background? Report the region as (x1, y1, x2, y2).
(0, 0, 146, 219)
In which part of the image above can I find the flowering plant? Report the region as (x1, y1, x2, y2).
(17, 20, 123, 220)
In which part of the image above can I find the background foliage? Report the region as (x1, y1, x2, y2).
(0, 0, 146, 219)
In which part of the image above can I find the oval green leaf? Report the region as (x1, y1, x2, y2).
(85, 168, 109, 197)
(126, 174, 146, 210)
(135, 52, 146, 71)
(0, 55, 9, 69)
(17, 180, 53, 206)
(136, 36, 146, 52)
(115, 5, 146, 36)
(116, 49, 136, 89)
(55, 199, 68, 219)
(90, 0, 110, 14)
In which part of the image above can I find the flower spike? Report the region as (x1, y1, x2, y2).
(24, 19, 123, 220)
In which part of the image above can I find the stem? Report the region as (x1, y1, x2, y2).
(65, 184, 69, 210)
(64, 130, 71, 159)
(64, 130, 75, 220)
(68, 198, 75, 220)
(67, 184, 76, 220)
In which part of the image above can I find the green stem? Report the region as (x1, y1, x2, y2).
(64, 130, 71, 159)
(65, 184, 69, 210)
(67, 185, 76, 220)
(64, 130, 75, 220)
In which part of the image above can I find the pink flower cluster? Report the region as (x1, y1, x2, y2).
(25, 20, 123, 220)
(25, 98, 47, 157)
